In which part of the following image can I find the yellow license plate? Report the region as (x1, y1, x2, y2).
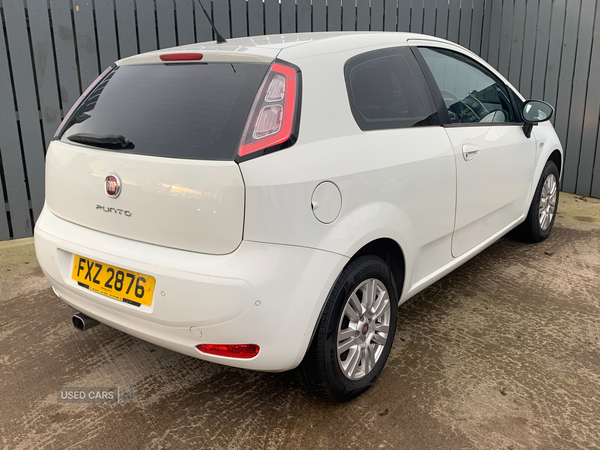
(72, 255, 156, 307)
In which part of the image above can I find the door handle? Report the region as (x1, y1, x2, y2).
(462, 144, 480, 161)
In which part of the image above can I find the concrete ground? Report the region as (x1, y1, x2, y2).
(1, 192, 599, 450)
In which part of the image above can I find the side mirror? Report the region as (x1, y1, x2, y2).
(522, 100, 554, 138)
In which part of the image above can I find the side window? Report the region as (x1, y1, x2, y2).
(345, 47, 439, 131)
(419, 47, 516, 125)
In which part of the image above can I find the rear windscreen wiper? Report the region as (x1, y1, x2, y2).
(67, 133, 133, 149)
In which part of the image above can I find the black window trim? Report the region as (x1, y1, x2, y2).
(344, 46, 441, 132)
(411, 45, 525, 128)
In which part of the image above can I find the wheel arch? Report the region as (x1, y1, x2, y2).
(303, 237, 406, 358)
(350, 238, 405, 303)
(548, 149, 562, 177)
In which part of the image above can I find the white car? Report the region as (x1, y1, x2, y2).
(35, 32, 562, 401)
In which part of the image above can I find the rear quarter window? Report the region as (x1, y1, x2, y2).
(59, 63, 269, 160)
(344, 47, 439, 131)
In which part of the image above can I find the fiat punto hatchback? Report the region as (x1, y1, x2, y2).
(35, 32, 562, 401)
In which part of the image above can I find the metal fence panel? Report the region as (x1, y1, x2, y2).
(175, 0, 196, 45)
(530, 0, 551, 100)
(581, 2, 600, 197)
(343, 0, 356, 31)
(356, 0, 369, 31)
(3, 0, 45, 220)
(49, 0, 79, 110)
(371, 0, 384, 31)
(328, 0, 342, 31)
(157, 0, 177, 47)
(469, 1, 484, 55)
(423, 0, 436, 36)
(553, 0, 580, 193)
(487, 0, 502, 68)
(518, 0, 539, 100)
(115, 0, 138, 57)
(411, 0, 424, 34)
(447, 0, 460, 43)
(248, 0, 265, 35)
(137, 0, 158, 52)
(458, 0, 471, 49)
(383, 0, 396, 31)
(27, 0, 61, 148)
(397, 0, 410, 32)
(435, 0, 448, 39)
(544, 0, 566, 115)
(298, 0, 311, 32)
(194, 1, 213, 42)
(232, 0, 249, 36)
(73, 1, 100, 88)
(480, 0, 492, 60)
(282, 0, 295, 33)
(507, 0, 526, 87)
(0, 9, 30, 238)
(265, 0, 280, 34)
(497, 0, 513, 77)
(563, 0, 595, 194)
(95, 0, 119, 68)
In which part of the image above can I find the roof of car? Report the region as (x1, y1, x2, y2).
(117, 32, 451, 65)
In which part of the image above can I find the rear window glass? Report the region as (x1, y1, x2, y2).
(345, 47, 439, 131)
(59, 63, 269, 160)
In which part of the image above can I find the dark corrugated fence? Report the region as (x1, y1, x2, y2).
(0, 0, 599, 241)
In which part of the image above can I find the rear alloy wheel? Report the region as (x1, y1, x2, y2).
(516, 160, 560, 242)
(337, 278, 392, 380)
(298, 256, 398, 402)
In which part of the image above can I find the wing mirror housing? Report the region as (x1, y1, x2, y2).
(522, 100, 554, 138)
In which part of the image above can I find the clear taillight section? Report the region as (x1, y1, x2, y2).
(54, 65, 114, 139)
(238, 62, 298, 157)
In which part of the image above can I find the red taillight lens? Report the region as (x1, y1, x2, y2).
(54, 65, 114, 138)
(160, 53, 203, 61)
(197, 344, 260, 359)
(238, 62, 298, 157)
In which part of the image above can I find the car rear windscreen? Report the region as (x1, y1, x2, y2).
(58, 63, 270, 160)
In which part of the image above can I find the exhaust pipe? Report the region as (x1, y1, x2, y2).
(72, 312, 100, 331)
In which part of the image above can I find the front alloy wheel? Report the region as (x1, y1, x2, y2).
(516, 160, 560, 242)
(539, 173, 557, 231)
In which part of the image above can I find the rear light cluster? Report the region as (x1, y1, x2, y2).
(238, 62, 299, 157)
(197, 343, 260, 359)
(159, 53, 203, 61)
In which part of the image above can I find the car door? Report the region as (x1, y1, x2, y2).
(343, 46, 457, 285)
(416, 46, 536, 258)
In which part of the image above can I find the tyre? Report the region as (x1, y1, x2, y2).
(298, 255, 398, 402)
(516, 160, 560, 242)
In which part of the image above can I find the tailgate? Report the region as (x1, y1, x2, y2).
(46, 140, 244, 254)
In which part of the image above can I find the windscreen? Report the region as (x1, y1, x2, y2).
(58, 63, 270, 160)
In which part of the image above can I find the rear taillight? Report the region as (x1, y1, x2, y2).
(238, 62, 299, 157)
(54, 65, 114, 139)
(197, 344, 260, 359)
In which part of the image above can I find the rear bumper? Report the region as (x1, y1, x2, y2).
(35, 206, 348, 371)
